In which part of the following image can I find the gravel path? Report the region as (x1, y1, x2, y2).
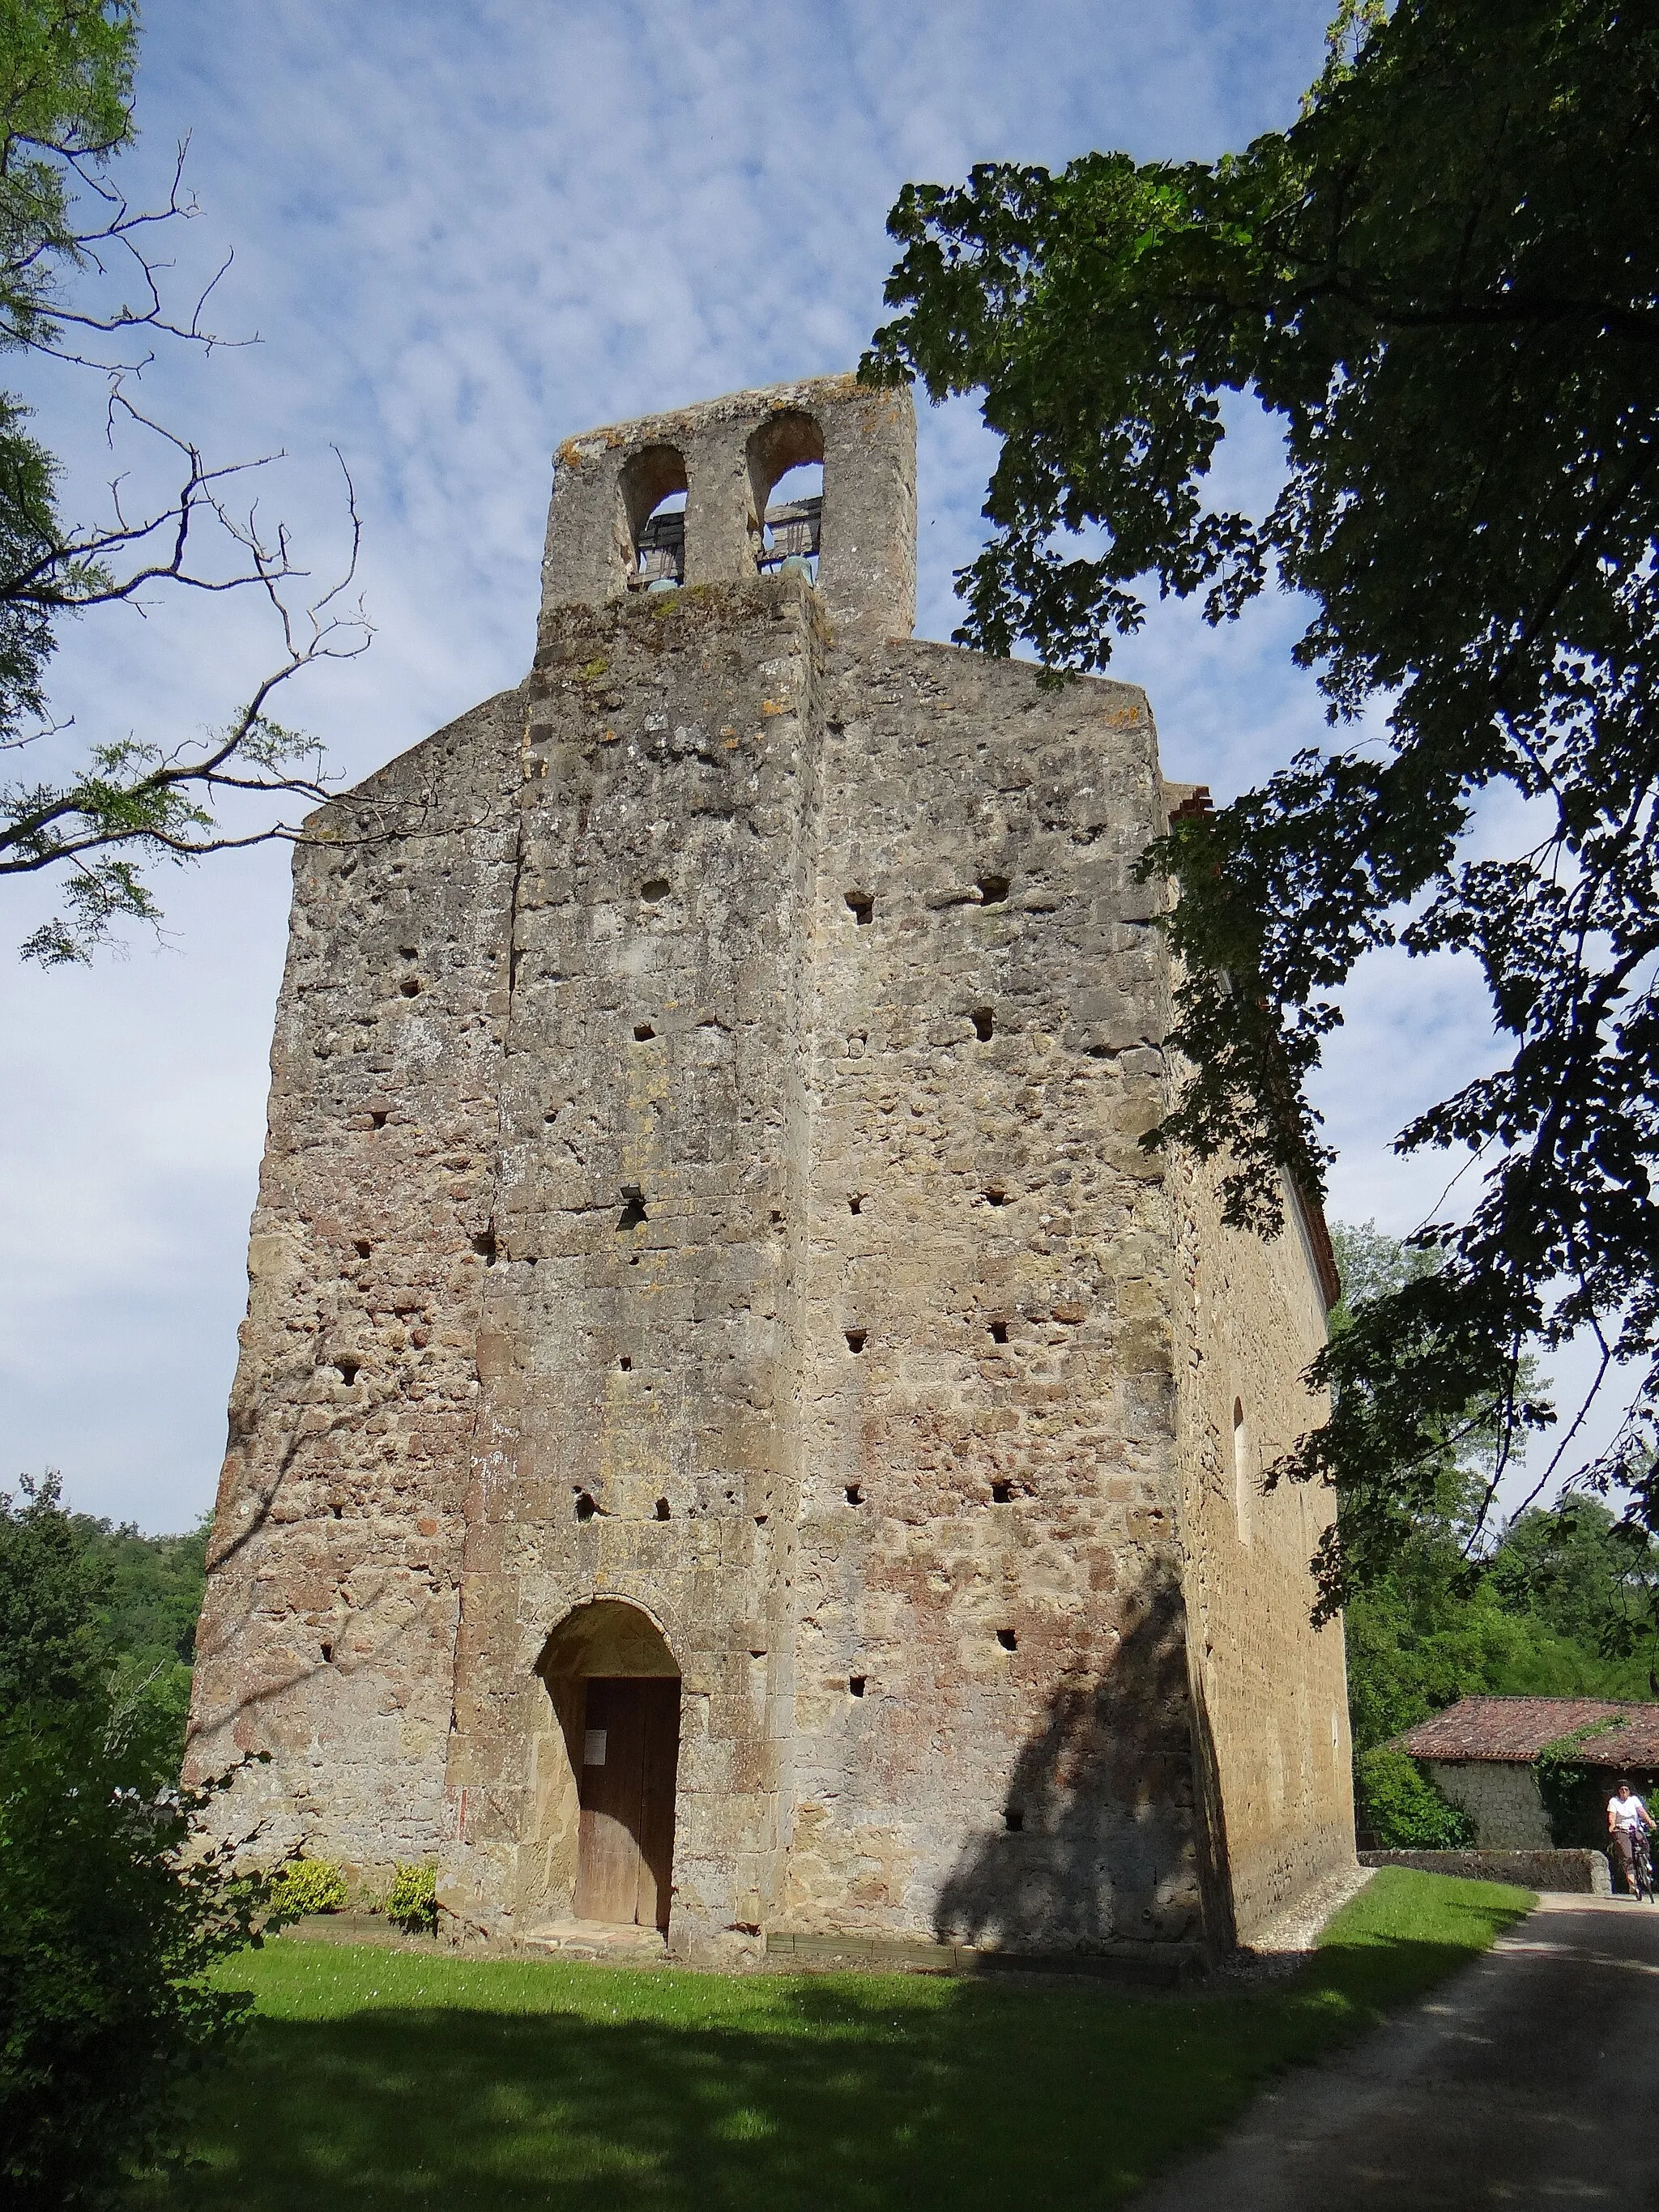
(1132, 1893, 1659, 2210)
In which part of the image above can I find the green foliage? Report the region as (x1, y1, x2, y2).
(0, 1473, 113, 1707)
(865, 0, 1659, 1605)
(1354, 1747, 1474, 1848)
(267, 1860, 348, 1920)
(384, 1860, 437, 1935)
(126, 1872, 1529, 2212)
(1330, 1223, 1658, 1821)
(0, 1473, 264, 2207)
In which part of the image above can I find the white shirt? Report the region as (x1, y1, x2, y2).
(1609, 1794, 1649, 1831)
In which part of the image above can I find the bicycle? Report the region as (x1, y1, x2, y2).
(1631, 1826, 1657, 1902)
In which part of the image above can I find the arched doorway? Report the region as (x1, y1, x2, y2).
(535, 1600, 681, 1933)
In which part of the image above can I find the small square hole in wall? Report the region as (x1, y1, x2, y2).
(845, 1328, 867, 1353)
(618, 1355, 633, 1371)
(1004, 1806, 1024, 1833)
(989, 1320, 1009, 1345)
(845, 1484, 863, 1506)
(845, 891, 873, 926)
(574, 1491, 599, 1522)
(848, 1675, 866, 1698)
(655, 1497, 671, 1521)
(370, 1110, 389, 1130)
(616, 1188, 648, 1233)
(471, 1229, 497, 1264)
(997, 1628, 1018, 1652)
(355, 1239, 372, 1259)
(335, 1357, 360, 1385)
(991, 1479, 1013, 1504)
(633, 1022, 655, 1042)
(985, 1186, 1009, 1207)
(971, 1008, 995, 1042)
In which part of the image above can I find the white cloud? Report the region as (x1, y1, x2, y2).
(20, 0, 1614, 1535)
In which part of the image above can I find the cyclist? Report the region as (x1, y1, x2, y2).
(1606, 1778, 1656, 1898)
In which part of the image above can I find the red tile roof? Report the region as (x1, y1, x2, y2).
(1399, 1696, 1659, 1767)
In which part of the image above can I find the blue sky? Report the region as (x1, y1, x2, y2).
(2, 0, 1563, 1532)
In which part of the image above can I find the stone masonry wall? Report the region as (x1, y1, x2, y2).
(1425, 1759, 1553, 1848)
(190, 372, 1354, 1959)
(1173, 1153, 1355, 1943)
(780, 640, 1205, 1953)
(440, 577, 828, 1955)
(186, 691, 525, 1874)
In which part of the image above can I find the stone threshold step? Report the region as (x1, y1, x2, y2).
(520, 1920, 671, 1963)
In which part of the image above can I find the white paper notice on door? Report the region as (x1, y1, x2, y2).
(583, 1728, 607, 1767)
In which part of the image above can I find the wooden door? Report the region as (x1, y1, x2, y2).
(574, 1677, 680, 1930)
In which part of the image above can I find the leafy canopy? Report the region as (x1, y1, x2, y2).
(864, 0, 1659, 1605)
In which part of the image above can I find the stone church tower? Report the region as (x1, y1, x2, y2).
(187, 373, 1354, 1967)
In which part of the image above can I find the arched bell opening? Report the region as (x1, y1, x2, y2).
(524, 1598, 682, 1933)
(747, 411, 823, 582)
(617, 444, 688, 593)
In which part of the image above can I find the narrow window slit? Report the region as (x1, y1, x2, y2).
(321, 1643, 334, 1664)
(1004, 1807, 1025, 1833)
(618, 1354, 633, 1372)
(971, 1008, 995, 1042)
(848, 1675, 866, 1698)
(655, 1497, 670, 1521)
(849, 1193, 864, 1215)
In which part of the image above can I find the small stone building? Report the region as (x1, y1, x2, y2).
(1400, 1697, 1659, 1848)
(186, 373, 1354, 1965)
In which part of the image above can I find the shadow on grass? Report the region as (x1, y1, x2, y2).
(146, 1878, 1533, 2212)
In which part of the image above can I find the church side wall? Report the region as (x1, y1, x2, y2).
(440, 579, 827, 1958)
(185, 692, 525, 1875)
(781, 641, 1207, 1954)
(1174, 1156, 1355, 1942)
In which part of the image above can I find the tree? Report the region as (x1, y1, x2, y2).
(863, 0, 1659, 1620)
(0, 1475, 269, 2209)
(0, 0, 367, 964)
(1327, 1224, 1656, 1840)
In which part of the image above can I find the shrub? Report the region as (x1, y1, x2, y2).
(0, 1703, 270, 2210)
(385, 1861, 437, 1935)
(267, 1856, 348, 1919)
(1356, 1746, 1477, 1848)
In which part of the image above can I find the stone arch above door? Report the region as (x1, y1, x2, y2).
(522, 1598, 683, 1936)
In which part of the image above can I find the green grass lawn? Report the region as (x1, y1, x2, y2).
(139, 1869, 1530, 2212)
